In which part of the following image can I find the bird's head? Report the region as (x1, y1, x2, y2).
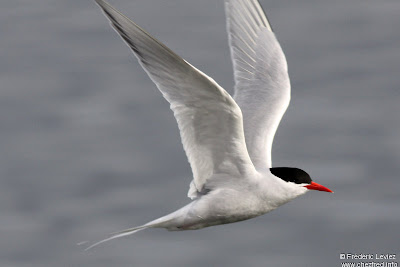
(270, 167, 333, 193)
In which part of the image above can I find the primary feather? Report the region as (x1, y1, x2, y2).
(94, 0, 256, 199)
(225, 0, 291, 170)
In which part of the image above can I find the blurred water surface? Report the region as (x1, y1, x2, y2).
(1, 0, 399, 266)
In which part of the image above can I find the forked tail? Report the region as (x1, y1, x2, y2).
(84, 202, 193, 250)
(84, 224, 150, 251)
(84, 212, 181, 250)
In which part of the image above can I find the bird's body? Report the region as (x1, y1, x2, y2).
(88, 0, 332, 249)
(145, 171, 307, 231)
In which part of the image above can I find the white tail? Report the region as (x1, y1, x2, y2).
(84, 224, 150, 251)
(84, 210, 184, 250)
(83, 195, 194, 250)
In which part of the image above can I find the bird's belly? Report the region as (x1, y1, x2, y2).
(174, 213, 257, 231)
(169, 188, 271, 231)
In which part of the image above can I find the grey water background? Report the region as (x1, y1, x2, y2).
(1, 0, 399, 266)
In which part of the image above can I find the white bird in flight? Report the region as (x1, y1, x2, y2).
(88, 0, 333, 250)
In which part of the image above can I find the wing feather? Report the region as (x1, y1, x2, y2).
(225, 0, 290, 170)
(95, 0, 256, 199)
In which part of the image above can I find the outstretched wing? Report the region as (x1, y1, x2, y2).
(225, 0, 291, 170)
(95, 0, 256, 199)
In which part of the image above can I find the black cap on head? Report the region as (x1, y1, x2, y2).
(270, 167, 312, 185)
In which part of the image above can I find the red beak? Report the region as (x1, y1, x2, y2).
(305, 181, 333, 193)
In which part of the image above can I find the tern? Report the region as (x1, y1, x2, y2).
(88, 0, 333, 250)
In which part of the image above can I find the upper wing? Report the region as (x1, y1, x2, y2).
(95, 0, 256, 199)
(225, 0, 291, 170)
